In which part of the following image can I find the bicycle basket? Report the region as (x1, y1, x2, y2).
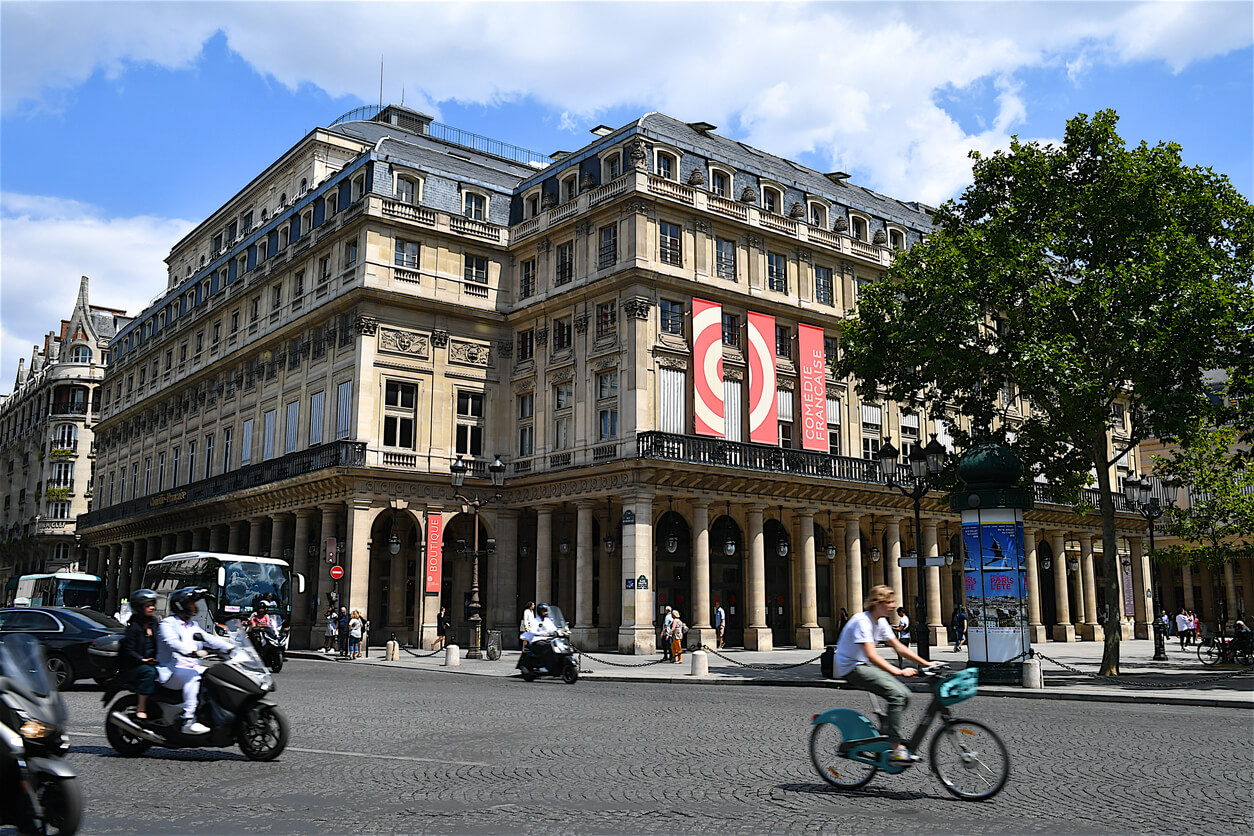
(937, 668, 979, 705)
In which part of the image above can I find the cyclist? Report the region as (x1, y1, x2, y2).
(835, 584, 931, 763)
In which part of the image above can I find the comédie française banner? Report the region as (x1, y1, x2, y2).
(692, 298, 725, 437)
(797, 323, 826, 451)
(746, 311, 777, 444)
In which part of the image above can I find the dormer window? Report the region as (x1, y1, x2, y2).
(396, 175, 420, 205)
(278, 224, 290, 250)
(561, 174, 577, 204)
(889, 229, 905, 251)
(851, 215, 868, 241)
(709, 167, 731, 198)
(762, 186, 782, 215)
(463, 190, 487, 220)
(808, 201, 827, 228)
(324, 192, 337, 218)
(300, 178, 308, 194)
(70, 346, 91, 364)
(655, 150, 677, 181)
(526, 192, 541, 218)
(300, 209, 313, 237)
(602, 151, 622, 182)
(351, 173, 365, 202)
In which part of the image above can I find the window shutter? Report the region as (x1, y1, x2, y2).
(309, 391, 324, 446)
(861, 404, 882, 426)
(723, 379, 743, 441)
(776, 389, 794, 422)
(337, 381, 353, 439)
(658, 368, 686, 434)
(827, 397, 841, 426)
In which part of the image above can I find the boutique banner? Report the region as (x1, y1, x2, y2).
(797, 324, 827, 451)
(747, 311, 777, 444)
(692, 298, 725, 437)
(961, 508, 1030, 663)
(425, 511, 444, 594)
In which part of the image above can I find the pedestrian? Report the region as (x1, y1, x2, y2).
(952, 607, 968, 652)
(1175, 609, 1189, 650)
(434, 606, 450, 651)
(323, 604, 338, 653)
(668, 609, 686, 663)
(348, 609, 364, 659)
(895, 607, 912, 647)
(660, 605, 673, 660)
(837, 607, 850, 638)
(519, 601, 537, 651)
(337, 606, 350, 657)
(1159, 610, 1171, 639)
(713, 601, 726, 649)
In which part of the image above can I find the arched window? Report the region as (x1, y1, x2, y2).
(324, 191, 338, 218)
(655, 150, 678, 181)
(851, 215, 868, 241)
(709, 166, 733, 198)
(53, 424, 77, 447)
(762, 186, 783, 215)
(807, 201, 828, 228)
(889, 229, 905, 251)
(69, 346, 91, 363)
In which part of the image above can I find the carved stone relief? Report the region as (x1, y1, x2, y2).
(431, 330, 449, 348)
(378, 327, 431, 359)
(449, 340, 492, 367)
(656, 355, 689, 370)
(723, 367, 744, 381)
(623, 298, 651, 320)
(355, 315, 379, 336)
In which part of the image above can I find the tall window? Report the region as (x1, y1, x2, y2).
(660, 299, 684, 335)
(596, 301, 617, 338)
(657, 367, 686, 434)
(553, 318, 573, 351)
(395, 239, 419, 269)
(517, 393, 535, 457)
(222, 427, 233, 471)
(900, 411, 920, 461)
(767, 252, 788, 293)
(463, 192, 486, 220)
(553, 382, 573, 449)
(710, 169, 730, 197)
(519, 258, 536, 299)
(241, 420, 254, 466)
(464, 254, 489, 284)
(187, 440, 197, 484)
(659, 221, 682, 266)
(169, 450, 178, 490)
(721, 313, 740, 347)
(309, 391, 324, 446)
(775, 325, 792, 362)
(143, 458, 151, 495)
(262, 410, 276, 460)
(815, 265, 834, 305)
(603, 153, 621, 182)
(763, 187, 781, 214)
(852, 216, 867, 241)
(656, 151, 677, 181)
(285, 400, 300, 454)
(597, 370, 619, 440)
(555, 242, 574, 285)
(809, 203, 827, 228)
(336, 381, 353, 439)
(397, 177, 418, 204)
(778, 388, 794, 448)
(157, 452, 166, 489)
(824, 337, 840, 370)
(455, 390, 485, 457)
(827, 398, 842, 455)
(715, 238, 736, 280)
(344, 239, 358, 269)
(599, 225, 617, 269)
(383, 381, 417, 448)
(204, 433, 214, 479)
(517, 329, 534, 363)
(861, 404, 882, 460)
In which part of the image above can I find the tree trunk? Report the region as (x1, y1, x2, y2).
(1095, 442, 1122, 675)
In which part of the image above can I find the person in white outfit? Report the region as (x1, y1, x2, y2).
(156, 587, 234, 735)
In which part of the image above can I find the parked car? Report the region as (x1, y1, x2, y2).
(0, 607, 125, 688)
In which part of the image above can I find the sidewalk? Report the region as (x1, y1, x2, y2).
(290, 638, 1253, 709)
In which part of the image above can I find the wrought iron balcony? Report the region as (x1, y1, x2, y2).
(637, 431, 882, 483)
(79, 440, 367, 529)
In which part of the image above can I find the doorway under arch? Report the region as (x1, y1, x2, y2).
(709, 514, 744, 646)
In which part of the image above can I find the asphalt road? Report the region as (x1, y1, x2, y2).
(24, 658, 1254, 835)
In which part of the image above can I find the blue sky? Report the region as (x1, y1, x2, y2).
(2, 1, 1251, 385)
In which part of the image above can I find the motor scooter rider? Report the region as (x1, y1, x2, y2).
(156, 587, 234, 735)
(249, 599, 279, 630)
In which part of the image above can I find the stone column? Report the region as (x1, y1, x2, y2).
(160, 532, 176, 558)
(1079, 533, 1102, 641)
(1024, 528, 1046, 643)
(227, 521, 243, 553)
(345, 500, 372, 618)
(1051, 531, 1074, 642)
(118, 541, 134, 604)
(571, 501, 596, 648)
(312, 504, 341, 648)
(689, 501, 714, 648)
(1181, 564, 1195, 610)
(535, 506, 553, 605)
(269, 514, 288, 567)
(885, 519, 903, 627)
(923, 519, 944, 644)
(176, 530, 193, 551)
(292, 509, 314, 645)
(845, 514, 864, 616)
(1129, 537, 1150, 639)
(795, 511, 823, 648)
(248, 517, 266, 556)
(102, 546, 117, 613)
(744, 505, 771, 651)
(129, 539, 146, 593)
(491, 509, 519, 648)
(1223, 562, 1239, 632)
(618, 492, 656, 654)
(208, 524, 225, 552)
(194, 528, 210, 550)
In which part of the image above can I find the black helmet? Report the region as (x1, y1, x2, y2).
(537, 603, 549, 616)
(170, 586, 209, 618)
(130, 589, 158, 609)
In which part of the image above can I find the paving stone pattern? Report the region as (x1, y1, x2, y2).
(51, 661, 1251, 835)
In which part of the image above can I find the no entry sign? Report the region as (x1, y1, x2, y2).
(329, 565, 344, 580)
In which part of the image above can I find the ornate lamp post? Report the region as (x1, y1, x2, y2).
(878, 434, 948, 662)
(1123, 475, 1178, 661)
(450, 454, 506, 660)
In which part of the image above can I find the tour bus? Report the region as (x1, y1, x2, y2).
(14, 572, 105, 609)
(142, 552, 305, 634)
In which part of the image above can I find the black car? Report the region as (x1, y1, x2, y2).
(0, 607, 126, 688)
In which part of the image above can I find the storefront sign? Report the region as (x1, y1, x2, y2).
(425, 512, 444, 594)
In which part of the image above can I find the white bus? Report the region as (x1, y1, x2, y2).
(14, 572, 105, 609)
(142, 552, 305, 632)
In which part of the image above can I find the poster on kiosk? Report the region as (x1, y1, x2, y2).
(962, 508, 1030, 664)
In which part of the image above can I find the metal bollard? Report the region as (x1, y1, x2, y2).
(1022, 658, 1044, 689)
(444, 644, 460, 666)
(385, 640, 399, 661)
(690, 649, 709, 677)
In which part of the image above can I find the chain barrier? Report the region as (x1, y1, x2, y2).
(398, 643, 446, 659)
(699, 644, 824, 671)
(1032, 651, 1254, 689)
(571, 643, 673, 668)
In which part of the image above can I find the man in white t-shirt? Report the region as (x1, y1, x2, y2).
(835, 584, 931, 762)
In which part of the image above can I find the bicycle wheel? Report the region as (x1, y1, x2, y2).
(810, 722, 878, 790)
(1197, 641, 1221, 666)
(930, 719, 1010, 801)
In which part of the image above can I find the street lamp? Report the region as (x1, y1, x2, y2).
(879, 433, 948, 662)
(450, 454, 506, 659)
(1123, 475, 1178, 661)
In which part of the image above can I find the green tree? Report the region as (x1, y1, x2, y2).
(1153, 424, 1254, 569)
(837, 110, 1254, 674)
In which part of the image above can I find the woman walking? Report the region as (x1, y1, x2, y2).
(434, 606, 450, 651)
(668, 609, 686, 663)
(348, 609, 364, 659)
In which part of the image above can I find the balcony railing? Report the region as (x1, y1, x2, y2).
(79, 440, 367, 529)
(638, 431, 882, 482)
(51, 403, 87, 416)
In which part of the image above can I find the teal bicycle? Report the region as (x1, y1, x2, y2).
(809, 665, 1010, 800)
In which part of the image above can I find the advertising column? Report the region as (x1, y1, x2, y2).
(962, 509, 1030, 664)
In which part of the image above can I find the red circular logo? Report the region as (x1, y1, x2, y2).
(329, 565, 344, 580)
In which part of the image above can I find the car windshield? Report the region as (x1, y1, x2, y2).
(0, 632, 52, 696)
(220, 561, 291, 616)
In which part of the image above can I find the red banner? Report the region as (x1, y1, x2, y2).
(747, 311, 777, 444)
(798, 324, 827, 451)
(425, 512, 443, 594)
(692, 298, 725, 437)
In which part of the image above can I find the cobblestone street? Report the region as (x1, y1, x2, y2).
(36, 659, 1253, 835)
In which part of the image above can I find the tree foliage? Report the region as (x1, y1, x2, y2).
(1154, 424, 1254, 567)
(837, 110, 1254, 674)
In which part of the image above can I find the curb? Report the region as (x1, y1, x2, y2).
(286, 650, 1252, 708)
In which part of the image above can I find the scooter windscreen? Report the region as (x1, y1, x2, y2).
(541, 604, 570, 630)
(0, 632, 53, 697)
(227, 628, 271, 675)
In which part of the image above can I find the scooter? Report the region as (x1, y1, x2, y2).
(102, 630, 289, 761)
(0, 633, 82, 835)
(517, 604, 579, 684)
(247, 620, 289, 673)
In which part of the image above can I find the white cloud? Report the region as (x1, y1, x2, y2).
(0, 192, 192, 384)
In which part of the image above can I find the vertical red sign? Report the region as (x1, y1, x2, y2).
(425, 512, 443, 594)
(747, 311, 777, 444)
(798, 324, 827, 451)
(692, 298, 725, 437)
